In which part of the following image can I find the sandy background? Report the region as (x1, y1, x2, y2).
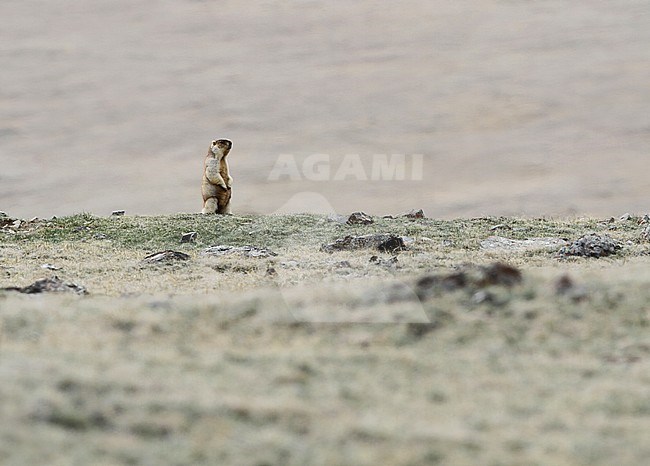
(1, 0, 649, 219)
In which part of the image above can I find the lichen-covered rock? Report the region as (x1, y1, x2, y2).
(557, 234, 621, 258)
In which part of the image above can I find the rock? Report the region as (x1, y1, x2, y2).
(2, 276, 87, 295)
(415, 272, 468, 300)
(180, 231, 197, 243)
(143, 250, 191, 263)
(557, 234, 621, 258)
(111, 210, 125, 216)
(489, 223, 511, 231)
(378, 236, 406, 252)
(478, 262, 522, 287)
(266, 265, 277, 277)
(619, 213, 632, 221)
(202, 245, 277, 258)
(402, 209, 426, 219)
(347, 212, 373, 225)
(321, 234, 407, 253)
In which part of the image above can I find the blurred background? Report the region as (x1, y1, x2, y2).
(1, 0, 649, 219)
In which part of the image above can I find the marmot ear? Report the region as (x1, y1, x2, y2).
(211, 140, 217, 146)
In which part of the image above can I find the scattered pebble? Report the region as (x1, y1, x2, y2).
(203, 245, 277, 258)
(143, 250, 191, 263)
(347, 212, 373, 225)
(557, 234, 621, 258)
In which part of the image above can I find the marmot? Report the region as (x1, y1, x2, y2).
(201, 138, 233, 214)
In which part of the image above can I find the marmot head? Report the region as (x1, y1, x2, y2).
(210, 139, 232, 158)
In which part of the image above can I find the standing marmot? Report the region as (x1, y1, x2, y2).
(201, 138, 233, 214)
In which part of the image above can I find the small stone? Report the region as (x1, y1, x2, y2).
(111, 210, 125, 216)
(180, 231, 197, 243)
(490, 224, 511, 231)
(266, 265, 277, 277)
(471, 290, 494, 304)
(347, 212, 373, 225)
(619, 213, 632, 221)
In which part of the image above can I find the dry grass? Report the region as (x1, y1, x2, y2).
(1, 213, 649, 465)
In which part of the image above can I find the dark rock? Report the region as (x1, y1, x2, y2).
(2, 276, 87, 295)
(415, 272, 467, 300)
(557, 234, 621, 258)
(143, 250, 191, 263)
(402, 209, 426, 219)
(180, 231, 197, 243)
(321, 234, 408, 253)
(478, 262, 522, 287)
(347, 212, 374, 225)
(111, 210, 125, 216)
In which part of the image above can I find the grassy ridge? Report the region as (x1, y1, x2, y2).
(3, 212, 644, 252)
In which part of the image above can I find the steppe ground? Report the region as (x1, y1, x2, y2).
(1, 213, 649, 465)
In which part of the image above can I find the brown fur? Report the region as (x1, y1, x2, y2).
(201, 139, 233, 214)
